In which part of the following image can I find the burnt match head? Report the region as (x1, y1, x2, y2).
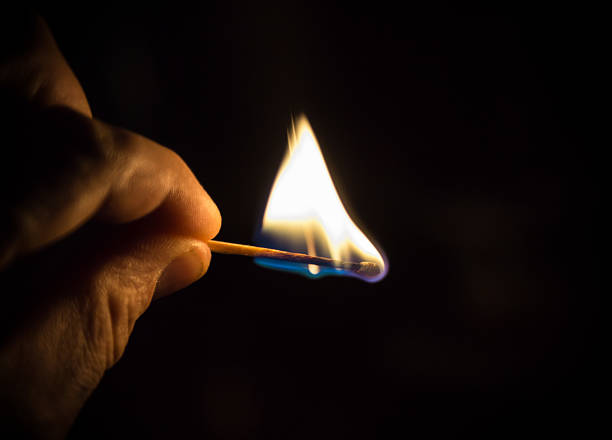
(353, 261, 381, 277)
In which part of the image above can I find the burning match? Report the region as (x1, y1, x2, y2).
(214, 115, 387, 282)
(208, 240, 381, 277)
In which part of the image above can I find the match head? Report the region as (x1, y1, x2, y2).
(353, 261, 381, 277)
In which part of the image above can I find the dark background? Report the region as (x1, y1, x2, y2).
(34, 2, 598, 438)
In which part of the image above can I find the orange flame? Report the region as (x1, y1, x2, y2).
(257, 115, 387, 281)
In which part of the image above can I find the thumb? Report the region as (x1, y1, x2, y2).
(68, 229, 214, 368)
(0, 233, 213, 438)
(153, 241, 211, 299)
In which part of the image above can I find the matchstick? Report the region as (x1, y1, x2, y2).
(208, 240, 380, 276)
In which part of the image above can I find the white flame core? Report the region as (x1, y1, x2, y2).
(261, 115, 385, 278)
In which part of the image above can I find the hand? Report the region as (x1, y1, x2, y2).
(0, 12, 221, 438)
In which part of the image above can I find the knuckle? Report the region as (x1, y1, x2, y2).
(89, 118, 131, 168)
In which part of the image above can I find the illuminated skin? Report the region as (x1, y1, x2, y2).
(0, 14, 221, 438)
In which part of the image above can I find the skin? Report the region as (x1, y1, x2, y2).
(0, 12, 221, 438)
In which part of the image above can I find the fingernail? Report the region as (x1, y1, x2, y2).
(154, 248, 207, 299)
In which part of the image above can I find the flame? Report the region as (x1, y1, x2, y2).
(256, 115, 387, 282)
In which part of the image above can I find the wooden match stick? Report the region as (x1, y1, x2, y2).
(207, 240, 380, 276)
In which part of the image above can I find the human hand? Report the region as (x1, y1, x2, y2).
(0, 12, 221, 438)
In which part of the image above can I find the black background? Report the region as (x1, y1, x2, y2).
(33, 2, 599, 438)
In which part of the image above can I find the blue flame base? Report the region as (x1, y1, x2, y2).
(254, 258, 352, 280)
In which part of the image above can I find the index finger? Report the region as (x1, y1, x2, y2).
(1, 109, 221, 268)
